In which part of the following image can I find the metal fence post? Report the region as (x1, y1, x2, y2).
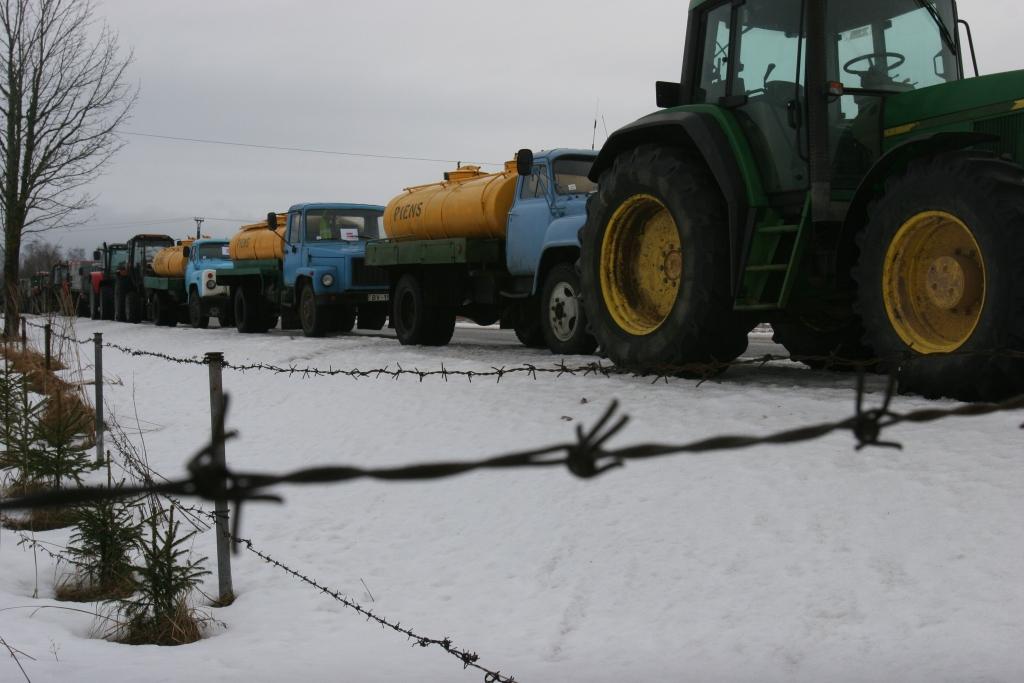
(44, 323, 51, 371)
(20, 318, 26, 351)
(94, 333, 104, 465)
(205, 351, 234, 603)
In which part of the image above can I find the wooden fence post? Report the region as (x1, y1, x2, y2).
(94, 333, 104, 465)
(205, 351, 234, 603)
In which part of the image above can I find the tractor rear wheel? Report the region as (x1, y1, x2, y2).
(854, 152, 1024, 401)
(100, 285, 115, 320)
(113, 280, 127, 322)
(580, 144, 749, 372)
(125, 291, 144, 324)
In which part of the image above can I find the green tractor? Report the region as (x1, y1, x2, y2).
(582, 0, 1024, 401)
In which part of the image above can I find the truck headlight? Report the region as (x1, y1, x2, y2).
(321, 273, 335, 288)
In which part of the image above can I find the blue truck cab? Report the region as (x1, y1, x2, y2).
(366, 148, 600, 354)
(185, 238, 234, 328)
(216, 203, 390, 337)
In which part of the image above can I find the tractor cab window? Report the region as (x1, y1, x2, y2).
(826, 0, 959, 188)
(109, 249, 128, 269)
(304, 209, 382, 242)
(694, 3, 732, 104)
(731, 0, 807, 193)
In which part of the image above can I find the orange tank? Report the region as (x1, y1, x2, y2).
(152, 239, 195, 277)
(384, 161, 518, 240)
(229, 214, 288, 261)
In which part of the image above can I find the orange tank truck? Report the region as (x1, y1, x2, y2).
(366, 148, 601, 355)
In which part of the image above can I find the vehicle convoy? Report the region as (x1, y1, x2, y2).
(69, 259, 99, 317)
(144, 238, 234, 328)
(367, 149, 599, 353)
(113, 234, 175, 323)
(212, 204, 390, 336)
(581, 0, 1024, 401)
(90, 242, 128, 320)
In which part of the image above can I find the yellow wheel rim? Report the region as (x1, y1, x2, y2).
(600, 194, 682, 336)
(882, 210, 986, 354)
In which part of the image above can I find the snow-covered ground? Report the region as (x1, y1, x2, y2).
(2, 317, 1022, 682)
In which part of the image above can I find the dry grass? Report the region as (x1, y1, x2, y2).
(1, 505, 80, 531)
(110, 600, 207, 647)
(0, 343, 95, 444)
(56, 573, 136, 603)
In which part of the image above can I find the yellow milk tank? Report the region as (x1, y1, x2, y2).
(384, 161, 519, 240)
(152, 240, 195, 278)
(229, 214, 288, 261)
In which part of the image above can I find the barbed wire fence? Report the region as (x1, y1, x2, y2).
(4, 314, 1024, 682)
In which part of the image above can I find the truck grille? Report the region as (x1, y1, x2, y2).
(974, 114, 1024, 161)
(352, 258, 389, 287)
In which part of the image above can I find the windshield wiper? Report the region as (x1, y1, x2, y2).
(913, 0, 957, 55)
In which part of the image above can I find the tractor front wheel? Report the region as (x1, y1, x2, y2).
(580, 145, 748, 372)
(854, 152, 1024, 401)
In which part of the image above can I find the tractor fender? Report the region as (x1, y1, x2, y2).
(590, 109, 761, 294)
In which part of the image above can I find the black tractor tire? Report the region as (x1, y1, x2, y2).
(580, 144, 749, 372)
(125, 291, 144, 324)
(75, 293, 89, 317)
(299, 283, 329, 337)
(357, 306, 388, 331)
(89, 289, 100, 320)
(513, 297, 546, 349)
(234, 284, 267, 334)
(100, 285, 115, 321)
(771, 317, 874, 371)
(853, 151, 1024, 402)
(541, 262, 598, 356)
(188, 290, 209, 329)
(113, 280, 127, 322)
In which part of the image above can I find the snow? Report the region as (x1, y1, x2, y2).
(2, 317, 1022, 682)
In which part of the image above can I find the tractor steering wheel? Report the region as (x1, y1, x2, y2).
(843, 51, 906, 77)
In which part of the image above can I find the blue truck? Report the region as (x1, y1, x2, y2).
(366, 148, 599, 354)
(212, 203, 391, 336)
(142, 238, 236, 328)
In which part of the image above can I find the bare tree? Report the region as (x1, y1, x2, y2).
(20, 238, 61, 274)
(1, 0, 135, 332)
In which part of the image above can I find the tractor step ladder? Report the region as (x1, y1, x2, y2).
(734, 197, 811, 312)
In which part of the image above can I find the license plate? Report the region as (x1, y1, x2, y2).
(367, 293, 389, 302)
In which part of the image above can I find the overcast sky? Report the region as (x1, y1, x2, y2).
(45, 0, 1022, 253)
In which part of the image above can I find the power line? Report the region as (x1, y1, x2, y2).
(122, 131, 504, 167)
(50, 216, 251, 235)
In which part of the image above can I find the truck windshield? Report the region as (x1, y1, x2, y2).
(305, 209, 383, 242)
(553, 157, 597, 195)
(197, 243, 229, 260)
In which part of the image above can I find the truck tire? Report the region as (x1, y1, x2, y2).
(331, 305, 356, 334)
(114, 280, 127, 322)
(541, 263, 597, 356)
(280, 307, 301, 331)
(217, 305, 235, 329)
(513, 298, 545, 348)
(125, 291, 144, 324)
(853, 151, 1024, 401)
(580, 144, 749, 372)
(393, 273, 433, 345)
(100, 285, 115, 320)
(234, 284, 267, 334)
(151, 292, 177, 327)
(425, 309, 456, 346)
(188, 290, 209, 329)
(299, 283, 329, 337)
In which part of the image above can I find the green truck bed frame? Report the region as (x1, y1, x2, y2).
(143, 276, 185, 292)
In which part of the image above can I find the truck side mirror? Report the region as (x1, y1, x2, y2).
(516, 149, 534, 177)
(267, 212, 278, 230)
(182, 246, 191, 259)
(92, 250, 101, 260)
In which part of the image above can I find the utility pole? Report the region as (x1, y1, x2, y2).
(193, 217, 205, 240)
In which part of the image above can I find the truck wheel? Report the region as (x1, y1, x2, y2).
(217, 306, 235, 329)
(580, 144, 749, 372)
(513, 298, 545, 348)
(154, 292, 178, 327)
(188, 290, 209, 329)
(114, 280, 127, 322)
(425, 309, 456, 346)
(853, 152, 1024, 401)
(393, 273, 431, 345)
(541, 263, 597, 356)
(100, 285, 115, 320)
(126, 291, 143, 324)
(299, 284, 329, 337)
(234, 284, 267, 334)
(280, 307, 301, 331)
(771, 317, 874, 371)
